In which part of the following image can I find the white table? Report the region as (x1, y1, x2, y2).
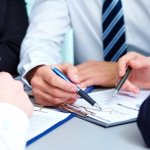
(26, 116, 147, 150)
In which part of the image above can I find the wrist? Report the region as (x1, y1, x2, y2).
(26, 65, 44, 84)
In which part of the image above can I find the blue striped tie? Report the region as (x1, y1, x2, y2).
(102, 0, 127, 61)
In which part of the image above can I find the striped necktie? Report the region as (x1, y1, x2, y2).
(102, 0, 127, 61)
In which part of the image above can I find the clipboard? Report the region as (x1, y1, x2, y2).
(26, 87, 149, 128)
(58, 103, 137, 128)
(59, 89, 150, 128)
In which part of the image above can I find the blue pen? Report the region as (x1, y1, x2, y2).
(51, 67, 101, 110)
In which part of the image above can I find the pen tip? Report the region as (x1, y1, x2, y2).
(112, 90, 117, 97)
(94, 103, 102, 110)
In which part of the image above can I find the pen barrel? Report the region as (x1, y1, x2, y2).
(78, 89, 95, 106)
(52, 67, 72, 83)
(117, 67, 132, 91)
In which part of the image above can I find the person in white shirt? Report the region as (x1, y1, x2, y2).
(0, 72, 33, 150)
(18, 0, 150, 106)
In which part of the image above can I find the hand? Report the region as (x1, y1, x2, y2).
(117, 52, 150, 93)
(76, 60, 117, 88)
(26, 64, 79, 106)
(0, 72, 33, 118)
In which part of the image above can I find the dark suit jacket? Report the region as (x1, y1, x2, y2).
(0, 0, 28, 75)
(137, 95, 150, 148)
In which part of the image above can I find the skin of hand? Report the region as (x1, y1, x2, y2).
(117, 52, 150, 94)
(0, 72, 33, 118)
(26, 63, 79, 106)
(76, 60, 117, 88)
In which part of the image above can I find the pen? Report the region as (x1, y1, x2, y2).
(51, 67, 101, 110)
(112, 66, 132, 97)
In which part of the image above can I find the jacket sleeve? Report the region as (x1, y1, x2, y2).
(137, 95, 150, 148)
(0, 0, 28, 75)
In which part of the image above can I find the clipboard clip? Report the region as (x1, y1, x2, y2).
(59, 104, 96, 117)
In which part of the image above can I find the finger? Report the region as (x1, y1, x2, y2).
(35, 66, 77, 93)
(118, 56, 129, 77)
(33, 88, 77, 106)
(118, 52, 138, 77)
(121, 80, 140, 94)
(65, 98, 77, 104)
(61, 63, 79, 84)
(33, 89, 65, 106)
(32, 77, 77, 99)
(35, 95, 56, 106)
(50, 73, 77, 93)
(129, 57, 150, 69)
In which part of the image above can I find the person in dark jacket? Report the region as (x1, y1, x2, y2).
(0, 0, 28, 75)
(137, 95, 150, 147)
(117, 51, 150, 147)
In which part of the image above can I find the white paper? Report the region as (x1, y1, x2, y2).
(27, 107, 71, 142)
(71, 89, 150, 125)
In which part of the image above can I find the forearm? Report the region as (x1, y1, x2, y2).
(18, 0, 71, 84)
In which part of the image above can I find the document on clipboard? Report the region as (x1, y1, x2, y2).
(59, 89, 150, 127)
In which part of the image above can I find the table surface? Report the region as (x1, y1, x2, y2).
(26, 116, 147, 150)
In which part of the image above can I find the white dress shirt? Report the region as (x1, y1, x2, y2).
(18, 0, 150, 86)
(0, 103, 29, 150)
